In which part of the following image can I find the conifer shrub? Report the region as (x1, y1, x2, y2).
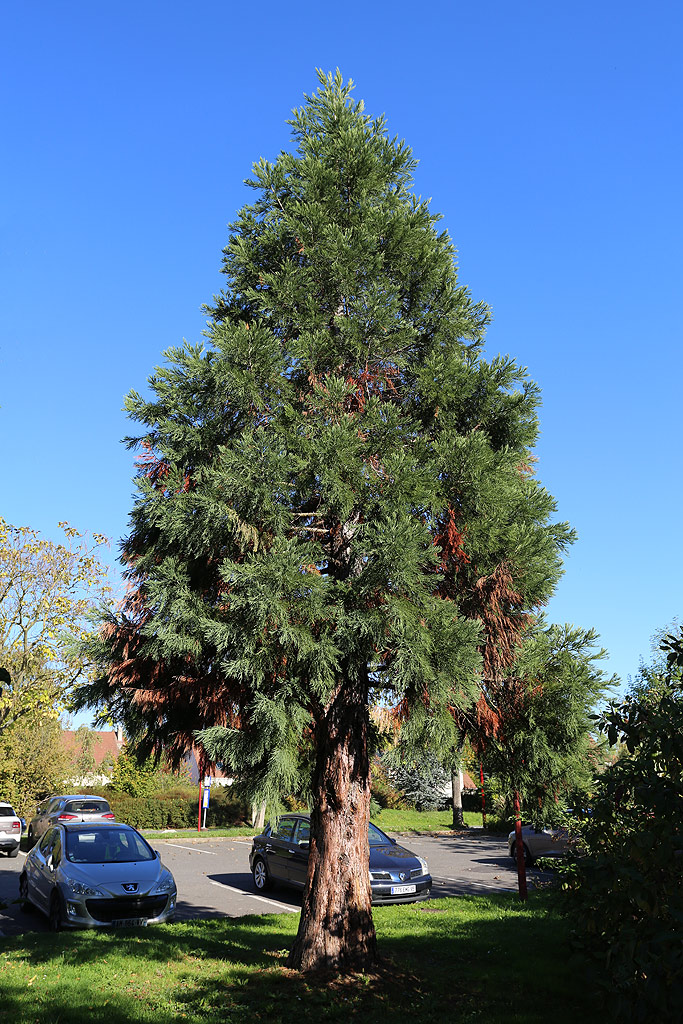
(370, 756, 408, 810)
(380, 751, 449, 811)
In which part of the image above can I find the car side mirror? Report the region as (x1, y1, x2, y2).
(47, 855, 54, 872)
(155, 850, 160, 859)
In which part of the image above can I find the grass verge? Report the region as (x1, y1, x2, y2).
(371, 808, 509, 833)
(0, 892, 596, 1024)
(140, 826, 258, 841)
(139, 810, 509, 841)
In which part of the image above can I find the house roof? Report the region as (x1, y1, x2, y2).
(183, 745, 233, 782)
(61, 730, 123, 767)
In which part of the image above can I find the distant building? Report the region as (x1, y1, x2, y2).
(60, 728, 125, 787)
(181, 746, 233, 787)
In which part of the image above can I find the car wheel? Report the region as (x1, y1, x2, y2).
(48, 892, 63, 932)
(19, 873, 34, 912)
(511, 841, 534, 868)
(252, 856, 273, 891)
(8, 846, 19, 858)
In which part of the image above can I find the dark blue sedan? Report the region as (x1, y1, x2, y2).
(249, 813, 432, 904)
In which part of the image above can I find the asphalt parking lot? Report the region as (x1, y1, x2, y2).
(0, 829, 533, 937)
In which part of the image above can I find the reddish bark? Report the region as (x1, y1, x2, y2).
(287, 668, 378, 972)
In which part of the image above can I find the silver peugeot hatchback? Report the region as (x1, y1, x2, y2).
(19, 821, 177, 931)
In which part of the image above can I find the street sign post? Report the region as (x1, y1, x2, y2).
(202, 779, 210, 829)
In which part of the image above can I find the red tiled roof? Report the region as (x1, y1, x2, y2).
(61, 730, 123, 767)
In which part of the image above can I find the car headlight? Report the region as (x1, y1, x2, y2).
(417, 857, 429, 875)
(67, 880, 105, 897)
(151, 875, 176, 895)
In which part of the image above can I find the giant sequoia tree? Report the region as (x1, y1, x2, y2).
(78, 72, 573, 971)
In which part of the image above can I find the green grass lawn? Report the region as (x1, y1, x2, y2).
(0, 893, 597, 1024)
(371, 807, 509, 833)
(140, 826, 259, 841)
(139, 809, 508, 842)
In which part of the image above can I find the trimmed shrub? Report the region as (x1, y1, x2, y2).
(102, 785, 249, 830)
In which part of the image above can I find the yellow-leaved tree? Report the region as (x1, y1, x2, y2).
(0, 518, 114, 735)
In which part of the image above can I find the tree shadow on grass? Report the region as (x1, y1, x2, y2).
(0, 896, 600, 1024)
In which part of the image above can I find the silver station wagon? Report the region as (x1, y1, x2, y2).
(19, 821, 177, 931)
(28, 794, 115, 844)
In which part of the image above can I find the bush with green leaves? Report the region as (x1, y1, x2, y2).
(104, 784, 249, 830)
(109, 748, 194, 796)
(560, 628, 683, 1021)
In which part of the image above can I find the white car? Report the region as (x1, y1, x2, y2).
(508, 823, 570, 866)
(0, 802, 22, 857)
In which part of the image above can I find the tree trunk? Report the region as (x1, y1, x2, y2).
(479, 760, 487, 828)
(251, 801, 266, 830)
(287, 667, 378, 972)
(451, 770, 464, 828)
(513, 789, 528, 902)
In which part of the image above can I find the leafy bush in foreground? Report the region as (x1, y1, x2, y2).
(560, 629, 683, 1021)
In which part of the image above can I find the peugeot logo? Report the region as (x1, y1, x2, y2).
(122, 883, 138, 893)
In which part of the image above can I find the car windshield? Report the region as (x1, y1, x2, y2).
(65, 828, 155, 864)
(368, 823, 390, 847)
(64, 799, 110, 814)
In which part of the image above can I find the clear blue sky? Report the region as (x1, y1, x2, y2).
(2, 1, 681, 702)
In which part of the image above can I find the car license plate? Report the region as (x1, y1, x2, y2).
(390, 884, 417, 895)
(111, 918, 148, 928)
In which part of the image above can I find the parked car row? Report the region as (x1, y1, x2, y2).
(9, 786, 584, 933)
(11, 793, 434, 931)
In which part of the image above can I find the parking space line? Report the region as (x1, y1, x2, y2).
(433, 875, 513, 891)
(157, 842, 218, 855)
(207, 879, 299, 912)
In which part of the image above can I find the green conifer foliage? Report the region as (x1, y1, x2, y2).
(77, 72, 573, 970)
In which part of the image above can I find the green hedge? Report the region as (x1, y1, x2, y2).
(96, 786, 250, 831)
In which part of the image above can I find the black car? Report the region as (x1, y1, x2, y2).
(249, 813, 432, 904)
